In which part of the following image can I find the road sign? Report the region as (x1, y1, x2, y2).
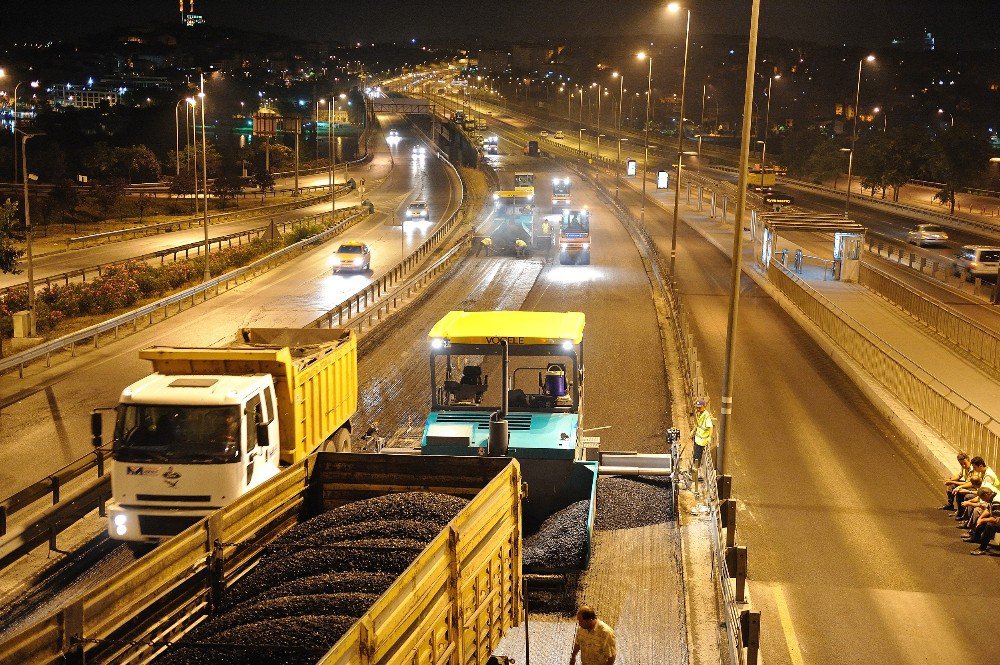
(657, 170, 669, 189)
(626, 159, 637, 177)
(252, 113, 277, 137)
(284, 115, 302, 135)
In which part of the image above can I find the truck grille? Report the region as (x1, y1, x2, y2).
(137, 514, 203, 537)
(136, 494, 212, 503)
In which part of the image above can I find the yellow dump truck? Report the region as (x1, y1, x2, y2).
(0, 453, 523, 665)
(94, 327, 357, 547)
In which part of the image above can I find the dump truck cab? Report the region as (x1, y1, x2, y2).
(99, 328, 357, 546)
(107, 373, 282, 544)
(551, 176, 572, 211)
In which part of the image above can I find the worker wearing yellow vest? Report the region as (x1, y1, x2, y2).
(476, 236, 493, 256)
(690, 398, 714, 491)
(514, 237, 528, 258)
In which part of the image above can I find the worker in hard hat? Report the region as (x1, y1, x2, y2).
(476, 236, 493, 256)
(690, 397, 714, 493)
(514, 237, 528, 258)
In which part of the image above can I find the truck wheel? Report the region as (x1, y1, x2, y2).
(326, 428, 353, 453)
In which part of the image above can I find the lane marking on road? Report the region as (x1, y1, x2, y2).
(771, 583, 806, 665)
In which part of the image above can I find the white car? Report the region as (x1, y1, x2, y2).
(953, 245, 1000, 280)
(405, 201, 429, 220)
(906, 224, 949, 247)
(332, 242, 372, 272)
(540, 130, 549, 138)
(412, 145, 426, 156)
(554, 131, 565, 140)
(388, 129, 399, 138)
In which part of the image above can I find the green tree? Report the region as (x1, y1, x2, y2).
(212, 172, 244, 206)
(168, 143, 223, 179)
(804, 138, 844, 185)
(48, 180, 82, 231)
(251, 169, 275, 202)
(858, 132, 892, 198)
(113, 145, 162, 183)
(0, 200, 25, 274)
(94, 178, 128, 218)
(930, 125, 991, 215)
(780, 127, 826, 177)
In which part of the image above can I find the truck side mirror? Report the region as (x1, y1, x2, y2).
(91, 411, 103, 448)
(256, 423, 269, 448)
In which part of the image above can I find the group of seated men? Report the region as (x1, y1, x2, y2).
(943, 452, 1000, 555)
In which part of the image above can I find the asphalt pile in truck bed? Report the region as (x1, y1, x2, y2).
(159, 492, 467, 665)
(523, 499, 590, 571)
(595, 476, 673, 530)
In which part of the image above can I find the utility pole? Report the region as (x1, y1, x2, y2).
(718, 0, 761, 475)
(200, 74, 210, 281)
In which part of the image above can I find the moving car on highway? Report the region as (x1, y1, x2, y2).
(953, 245, 1000, 281)
(907, 224, 950, 247)
(333, 241, 372, 272)
(554, 130, 565, 140)
(406, 200, 429, 220)
(540, 130, 549, 137)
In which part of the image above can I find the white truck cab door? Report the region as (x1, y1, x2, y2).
(243, 395, 263, 488)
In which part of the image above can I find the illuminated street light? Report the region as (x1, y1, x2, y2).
(668, 3, 693, 275)
(845, 54, 875, 218)
(636, 51, 653, 229)
(12, 79, 40, 184)
(937, 108, 954, 127)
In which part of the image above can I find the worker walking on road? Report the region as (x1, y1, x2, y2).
(690, 398, 714, 493)
(476, 236, 493, 257)
(570, 605, 616, 665)
(514, 237, 528, 258)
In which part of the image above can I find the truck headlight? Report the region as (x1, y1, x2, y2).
(114, 514, 127, 526)
(582, 243, 590, 250)
(560, 243, 568, 250)
(353, 257, 363, 266)
(561, 340, 573, 351)
(332, 257, 341, 265)
(116, 524, 128, 536)
(406, 210, 412, 216)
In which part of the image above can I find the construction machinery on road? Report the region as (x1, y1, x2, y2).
(558, 208, 592, 265)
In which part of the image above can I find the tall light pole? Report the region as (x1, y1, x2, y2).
(595, 84, 603, 159)
(612, 72, 624, 142)
(616, 138, 628, 198)
(669, 1, 692, 275)
(199, 77, 210, 281)
(637, 51, 653, 228)
(845, 55, 875, 218)
(174, 98, 185, 176)
(18, 128, 43, 335)
(12, 80, 39, 184)
(937, 108, 954, 127)
(578, 88, 584, 155)
(316, 98, 326, 162)
(718, 0, 762, 475)
(760, 73, 780, 169)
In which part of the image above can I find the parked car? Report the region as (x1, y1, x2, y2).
(332, 241, 372, 272)
(953, 245, 1000, 281)
(907, 224, 949, 247)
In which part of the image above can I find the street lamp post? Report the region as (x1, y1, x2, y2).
(12, 80, 39, 184)
(637, 52, 653, 228)
(760, 74, 779, 169)
(18, 129, 43, 335)
(578, 88, 584, 155)
(938, 108, 954, 127)
(616, 138, 628, 198)
(718, 0, 762, 475)
(669, 1, 692, 275)
(329, 97, 336, 215)
(316, 98, 326, 161)
(845, 55, 875, 218)
(596, 85, 603, 159)
(199, 77, 210, 281)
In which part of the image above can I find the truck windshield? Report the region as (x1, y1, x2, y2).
(113, 405, 241, 464)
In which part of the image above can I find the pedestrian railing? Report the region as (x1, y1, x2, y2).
(859, 262, 1000, 378)
(768, 258, 1000, 465)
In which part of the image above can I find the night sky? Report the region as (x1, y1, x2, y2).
(6, 1, 999, 50)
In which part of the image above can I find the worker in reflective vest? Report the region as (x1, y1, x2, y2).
(476, 236, 493, 256)
(691, 398, 714, 492)
(514, 237, 528, 258)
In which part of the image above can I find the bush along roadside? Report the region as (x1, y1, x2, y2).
(0, 219, 336, 340)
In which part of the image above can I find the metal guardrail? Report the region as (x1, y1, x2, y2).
(768, 258, 1000, 465)
(1, 188, 357, 301)
(864, 236, 995, 302)
(859, 262, 1000, 377)
(0, 207, 370, 378)
(65, 181, 358, 248)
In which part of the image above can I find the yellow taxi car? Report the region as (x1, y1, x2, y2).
(332, 241, 372, 273)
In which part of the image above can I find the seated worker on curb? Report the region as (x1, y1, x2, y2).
(971, 456, 999, 488)
(964, 485, 1000, 555)
(943, 451, 973, 511)
(957, 475, 984, 525)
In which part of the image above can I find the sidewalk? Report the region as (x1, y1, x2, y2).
(632, 168, 1000, 473)
(819, 175, 1000, 221)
